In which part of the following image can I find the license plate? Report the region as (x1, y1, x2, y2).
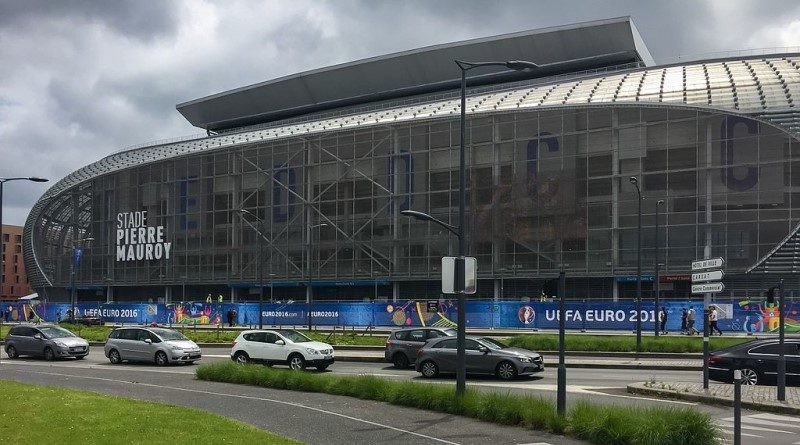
(323, 355, 332, 360)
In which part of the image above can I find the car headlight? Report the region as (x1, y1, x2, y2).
(517, 356, 533, 363)
(53, 340, 68, 348)
(306, 348, 321, 355)
(169, 345, 184, 351)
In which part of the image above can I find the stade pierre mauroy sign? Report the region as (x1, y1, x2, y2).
(116, 211, 172, 261)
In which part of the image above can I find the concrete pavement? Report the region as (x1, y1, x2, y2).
(629, 381, 800, 415)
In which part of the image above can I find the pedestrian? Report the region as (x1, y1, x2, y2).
(659, 306, 668, 334)
(680, 307, 688, 335)
(28, 308, 35, 322)
(231, 308, 238, 327)
(687, 307, 697, 335)
(6, 305, 13, 322)
(56, 310, 62, 323)
(226, 308, 233, 327)
(709, 305, 723, 336)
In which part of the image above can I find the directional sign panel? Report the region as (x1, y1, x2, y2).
(441, 256, 477, 294)
(691, 282, 725, 294)
(691, 270, 725, 283)
(691, 258, 724, 271)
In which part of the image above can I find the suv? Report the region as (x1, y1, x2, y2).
(4, 324, 89, 360)
(230, 329, 334, 371)
(104, 327, 201, 366)
(385, 327, 456, 368)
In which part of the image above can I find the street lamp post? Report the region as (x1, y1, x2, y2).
(238, 209, 267, 329)
(401, 59, 538, 397)
(629, 177, 643, 354)
(654, 199, 664, 337)
(69, 237, 94, 323)
(306, 223, 327, 329)
(0, 176, 48, 304)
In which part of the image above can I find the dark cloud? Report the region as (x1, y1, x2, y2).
(1, 0, 799, 226)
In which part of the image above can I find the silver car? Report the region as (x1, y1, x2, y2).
(104, 327, 201, 366)
(415, 336, 543, 380)
(4, 324, 89, 360)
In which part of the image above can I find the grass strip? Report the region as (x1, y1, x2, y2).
(196, 362, 719, 445)
(0, 379, 300, 445)
(508, 334, 748, 353)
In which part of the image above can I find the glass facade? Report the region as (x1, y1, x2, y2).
(30, 105, 799, 301)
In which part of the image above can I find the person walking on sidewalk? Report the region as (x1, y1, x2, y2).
(659, 306, 668, 334)
(680, 307, 688, 334)
(687, 307, 697, 335)
(709, 305, 723, 336)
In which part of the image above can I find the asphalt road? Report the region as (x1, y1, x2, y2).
(1, 347, 797, 444)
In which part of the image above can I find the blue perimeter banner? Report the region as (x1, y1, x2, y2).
(3, 299, 798, 334)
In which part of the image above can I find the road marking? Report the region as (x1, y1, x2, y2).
(17, 369, 462, 445)
(0, 360, 194, 375)
(718, 416, 797, 428)
(715, 421, 795, 434)
(751, 413, 800, 424)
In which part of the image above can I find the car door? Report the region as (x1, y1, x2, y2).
(433, 338, 458, 373)
(747, 342, 781, 378)
(260, 332, 285, 362)
(404, 330, 426, 358)
(464, 339, 491, 374)
(271, 332, 293, 362)
(785, 341, 800, 384)
(10, 327, 32, 355)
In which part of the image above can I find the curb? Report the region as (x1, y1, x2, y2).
(627, 383, 800, 416)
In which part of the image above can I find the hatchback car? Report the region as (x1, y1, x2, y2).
(709, 338, 800, 385)
(385, 327, 456, 368)
(104, 327, 201, 366)
(230, 329, 334, 370)
(4, 324, 89, 360)
(415, 336, 543, 380)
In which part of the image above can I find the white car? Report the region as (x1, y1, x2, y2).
(230, 329, 335, 371)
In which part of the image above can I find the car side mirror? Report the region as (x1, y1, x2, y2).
(479, 346, 489, 354)
(275, 339, 285, 346)
(144, 338, 153, 344)
(34, 333, 43, 340)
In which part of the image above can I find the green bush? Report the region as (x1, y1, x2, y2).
(196, 362, 718, 445)
(507, 334, 748, 353)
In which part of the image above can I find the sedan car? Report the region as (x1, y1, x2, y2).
(230, 329, 334, 371)
(4, 324, 89, 360)
(385, 327, 456, 368)
(709, 338, 800, 385)
(415, 336, 543, 380)
(104, 327, 202, 366)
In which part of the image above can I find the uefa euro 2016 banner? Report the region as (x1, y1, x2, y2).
(6, 299, 798, 334)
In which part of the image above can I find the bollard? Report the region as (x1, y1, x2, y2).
(733, 369, 741, 445)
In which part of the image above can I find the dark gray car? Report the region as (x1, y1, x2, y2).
(4, 324, 89, 360)
(385, 327, 456, 368)
(415, 336, 543, 380)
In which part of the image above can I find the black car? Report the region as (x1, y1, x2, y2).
(709, 338, 800, 386)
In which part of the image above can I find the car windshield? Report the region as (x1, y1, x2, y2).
(480, 337, 508, 350)
(150, 329, 188, 341)
(38, 326, 76, 339)
(278, 330, 312, 343)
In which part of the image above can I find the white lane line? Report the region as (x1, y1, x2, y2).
(718, 416, 800, 428)
(1, 360, 194, 375)
(751, 413, 800, 424)
(18, 370, 461, 445)
(715, 421, 795, 434)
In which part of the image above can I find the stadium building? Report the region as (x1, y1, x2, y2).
(23, 17, 800, 304)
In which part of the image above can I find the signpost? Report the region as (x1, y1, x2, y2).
(442, 257, 477, 294)
(691, 256, 724, 389)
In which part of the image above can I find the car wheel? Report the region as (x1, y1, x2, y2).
(392, 353, 409, 368)
(288, 353, 306, 371)
(233, 351, 249, 365)
(154, 351, 169, 366)
(740, 367, 759, 385)
(420, 360, 439, 378)
(108, 349, 122, 364)
(6, 345, 18, 359)
(44, 347, 55, 361)
(496, 361, 518, 380)
(316, 365, 329, 371)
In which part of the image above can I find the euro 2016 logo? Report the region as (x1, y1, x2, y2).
(518, 306, 536, 324)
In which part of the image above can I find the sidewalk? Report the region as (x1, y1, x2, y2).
(628, 381, 800, 415)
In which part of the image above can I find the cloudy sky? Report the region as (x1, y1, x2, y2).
(1, 0, 799, 226)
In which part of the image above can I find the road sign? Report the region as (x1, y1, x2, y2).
(441, 257, 477, 294)
(692, 282, 725, 294)
(692, 258, 724, 271)
(691, 270, 725, 283)
(426, 301, 438, 313)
